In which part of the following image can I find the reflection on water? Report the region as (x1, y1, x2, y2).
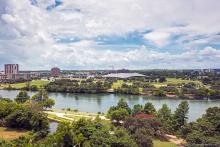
(49, 121, 58, 133)
(1, 90, 220, 121)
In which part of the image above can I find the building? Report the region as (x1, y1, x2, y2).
(0, 74, 6, 80)
(51, 67, 61, 77)
(4, 64, 19, 79)
(102, 73, 146, 79)
(3, 64, 34, 80)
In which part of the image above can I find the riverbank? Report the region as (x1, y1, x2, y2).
(1, 89, 220, 122)
(45, 109, 184, 147)
(1, 78, 216, 100)
(45, 109, 109, 122)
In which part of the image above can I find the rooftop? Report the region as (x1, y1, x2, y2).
(102, 73, 146, 79)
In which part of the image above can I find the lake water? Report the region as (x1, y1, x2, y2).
(49, 121, 59, 133)
(0, 90, 220, 122)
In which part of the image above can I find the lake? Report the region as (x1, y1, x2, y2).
(0, 90, 220, 122)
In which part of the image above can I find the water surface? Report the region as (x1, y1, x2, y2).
(1, 90, 220, 122)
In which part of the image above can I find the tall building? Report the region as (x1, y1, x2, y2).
(51, 67, 61, 77)
(4, 64, 19, 79)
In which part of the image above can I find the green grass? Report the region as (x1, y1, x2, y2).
(47, 113, 71, 122)
(151, 78, 203, 88)
(112, 80, 124, 89)
(153, 140, 177, 147)
(64, 115, 84, 121)
(111, 78, 203, 89)
(0, 80, 50, 89)
(111, 80, 133, 89)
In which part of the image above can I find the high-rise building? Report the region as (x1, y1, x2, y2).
(51, 67, 61, 77)
(4, 64, 19, 79)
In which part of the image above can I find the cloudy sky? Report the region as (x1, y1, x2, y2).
(0, 0, 220, 70)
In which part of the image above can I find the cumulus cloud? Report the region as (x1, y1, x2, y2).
(0, 0, 220, 70)
(144, 31, 171, 47)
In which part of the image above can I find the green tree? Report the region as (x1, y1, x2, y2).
(132, 104, 143, 115)
(173, 101, 189, 131)
(158, 104, 173, 133)
(112, 128, 138, 147)
(15, 91, 30, 103)
(54, 122, 74, 147)
(4, 103, 49, 133)
(203, 107, 220, 127)
(117, 98, 131, 114)
(32, 89, 55, 109)
(44, 99, 55, 109)
(144, 102, 156, 114)
(133, 128, 153, 147)
(110, 108, 129, 121)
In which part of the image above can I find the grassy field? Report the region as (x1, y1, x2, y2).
(47, 113, 71, 122)
(0, 80, 50, 89)
(111, 78, 203, 89)
(112, 80, 125, 89)
(153, 140, 177, 147)
(0, 127, 28, 140)
(151, 78, 203, 88)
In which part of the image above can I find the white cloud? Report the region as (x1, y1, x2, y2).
(0, 0, 220, 69)
(199, 46, 220, 57)
(144, 31, 171, 47)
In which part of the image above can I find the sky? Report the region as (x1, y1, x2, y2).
(0, 0, 220, 70)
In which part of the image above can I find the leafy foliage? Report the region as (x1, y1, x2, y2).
(15, 91, 30, 103)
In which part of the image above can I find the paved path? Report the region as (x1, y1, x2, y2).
(45, 111, 109, 121)
(165, 134, 185, 147)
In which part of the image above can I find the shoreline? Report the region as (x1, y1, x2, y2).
(0, 88, 216, 100)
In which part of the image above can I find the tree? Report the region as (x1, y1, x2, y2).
(159, 77, 166, 83)
(117, 98, 131, 114)
(25, 81, 30, 90)
(180, 107, 220, 146)
(43, 99, 55, 109)
(144, 102, 156, 115)
(3, 102, 49, 133)
(110, 108, 129, 121)
(32, 89, 55, 109)
(15, 91, 30, 103)
(153, 90, 166, 97)
(112, 128, 138, 147)
(132, 104, 143, 115)
(133, 128, 153, 147)
(203, 107, 220, 127)
(54, 122, 74, 147)
(173, 101, 189, 131)
(157, 104, 172, 133)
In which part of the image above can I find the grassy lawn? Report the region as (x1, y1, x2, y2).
(64, 115, 84, 121)
(111, 80, 133, 89)
(0, 127, 28, 140)
(0, 80, 50, 89)
(153, 140, 177, 147)
(112, 80, 124, 89)
(47, 113, 71, 122)
(151, 78, 203, 88)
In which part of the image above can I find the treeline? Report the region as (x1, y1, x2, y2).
(107, 99, 220, 146)
(45, 79, 112, 93)
(0, 90, 55, 146)
(0, 96, 219, 146)
(114, 79, 220, 99)
(0, 98, 48, 135)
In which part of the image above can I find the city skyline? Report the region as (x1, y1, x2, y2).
(0, 0, 220, 70)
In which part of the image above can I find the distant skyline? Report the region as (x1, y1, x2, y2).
(0, 0, 220, 70)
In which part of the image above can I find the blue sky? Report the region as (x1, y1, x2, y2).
(0, 0, 220, 70)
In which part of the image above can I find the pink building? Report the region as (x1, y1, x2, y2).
(51, 67, 61, 77)
(4, 64, 19, 79)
